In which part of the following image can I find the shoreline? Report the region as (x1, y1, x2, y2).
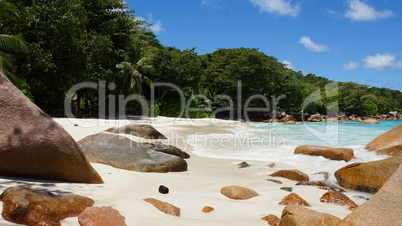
(0, 117, 385, 225)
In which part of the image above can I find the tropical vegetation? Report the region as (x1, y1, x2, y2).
(1, 0, 401, 118)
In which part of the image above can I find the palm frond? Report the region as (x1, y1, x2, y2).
(0, 1, 20, 21)
(0, 34, 28, 53)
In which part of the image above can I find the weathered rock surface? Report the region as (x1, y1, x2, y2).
(0, 186, 94, 226)
(294, 145, 354, 162)
(320, 191, 358, 210)
(78, 133, 188, 172)
(343, 164, 402, 225)
(144, 198, 180, 217)
(261, 214, 280, 226)
(0, 71, 103, 184)
(106, 124, 166, 139)
(78, 206, 127, 226)
(279, 205, 342, 226)
(362, 118, 380, 124)
(280, 187, 293, 192)
(269, 169, 309, 182)
(283, 121, 296, 124)
(279, 115, 297, 122)
(237, 161, 250, 168)
(267, 179, 283, 184)
(202, 206, 214, 213)
(278, 193, 310, 206)
(334, 156, 402, 193)
(365, 124, 402, 156)
(296, 180, 345, 192)
(220, 185, 259, 200)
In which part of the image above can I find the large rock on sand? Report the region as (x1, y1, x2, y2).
(334, 156, 402, 193)
(294, 145, 354, 162)
(269, 169, 309, 182)
(343, 164, 402, 225)
(220, 185, 259, 200)
(279, 205, 342, 226)
(78, 133, 187, 172)
(106, 124, 166, 139)
(0, 70, 102, 183)
(78, 206, 127, 226)
(365, 124, 402, 156)
(0, 186, 94, 225)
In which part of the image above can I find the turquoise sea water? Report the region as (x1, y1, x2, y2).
(187, 120, 401, 181)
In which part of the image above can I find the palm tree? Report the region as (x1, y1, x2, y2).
(115, 41, 154, 96)
(0, 0, 27, 86)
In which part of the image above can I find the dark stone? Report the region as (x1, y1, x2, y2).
(280, 187, 293, 192)
(78, 133, 188, 173)
(267, 179, 283, 184)
(159, 185, 169, 194)
(238, 161, 250, 168)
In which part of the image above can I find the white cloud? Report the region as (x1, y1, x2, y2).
(363, 53, 402, 71)
(150, 20, 164, 33)
(201, 0, 225, 9)
(345, 0, 394, 21)
(342, 61, 359, 70)
(135, 14, 164, 33)
(299, 36, 329, 52)
(249, 0, 300, 17)
(282, 60, 295, 70)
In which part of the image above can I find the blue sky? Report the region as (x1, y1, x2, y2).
(128, 0, 402, 91)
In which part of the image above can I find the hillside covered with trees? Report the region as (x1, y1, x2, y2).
(1, 0, 401, 119)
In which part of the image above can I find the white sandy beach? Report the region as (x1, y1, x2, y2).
(0, 117, 373, 225)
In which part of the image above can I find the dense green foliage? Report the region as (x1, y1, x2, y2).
(2, 0, 401, 118)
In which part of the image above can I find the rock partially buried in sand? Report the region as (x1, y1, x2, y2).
(267, 179, 283, 184)
(0, 70, 103, 184)
(280, 187, 293, 192)
(202, 206, 214, 213)
(237, 161, 250, 168)
(320, 191, 358, 210)
(78, 206, 127, 226)
(365, 124, 402, 156)
(279, 205, 342, 225)
(269, 169, 309, 182)
(343, 164, 402, 225)
(261, 214, 280, 226)
(296, 180, 345, 192)
(0, 186, 94, 225)
(106, 124, 166, 139)
(278, 193, 310, 206)
(334, 156, 402, 193)
(362, 118, 380, 124)
(220, 185, 259, 200)
(294, 145, 354, 162)
(78, 133, 188, 172)
(144, 198, 180, 217)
